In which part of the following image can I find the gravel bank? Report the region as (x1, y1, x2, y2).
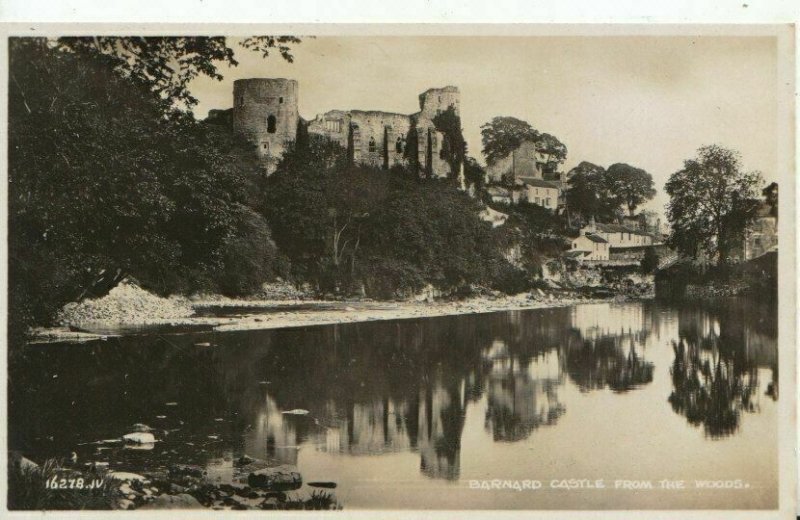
(57, 280, 193, 326)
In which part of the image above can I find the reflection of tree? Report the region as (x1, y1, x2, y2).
(564, 336, 654, 393)
(485, 353, 566, 442)
(668, 337, 759, 439)
(484, 373, 564, 442)
(419, 384, 465, 480)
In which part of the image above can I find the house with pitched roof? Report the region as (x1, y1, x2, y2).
(569, 233, 610, 261)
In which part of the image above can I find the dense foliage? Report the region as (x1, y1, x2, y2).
(480, 116, 567, 174)
(8, 38, 292, 337)
(665, 145, 763, 266)
(432, 106, 467, 181)
(264, 138, 529, 298)
(56, 36, 302, 111)
(565, 161, 656, 224)
(605, 163, 657, 217)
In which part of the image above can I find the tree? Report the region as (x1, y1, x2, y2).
(433, 106, 467, 181)
(637, 210, 660, 234)
(55, 36, 301, 111)
(641, 247, 660, 274)
(480, 116, 539, 165)
(665, 145, 763, 266)
(8, 38, 284, 337)
(763, 182, 778, 220)
(534, 133, 568, 177)
(463, 156, 487, 192)
(480, 117, 568, 179)
(565, 162, 620, 223)
(605, 163, 656, 216)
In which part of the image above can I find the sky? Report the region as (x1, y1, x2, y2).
(189, 35, 779, 217)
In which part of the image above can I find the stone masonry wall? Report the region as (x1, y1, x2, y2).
(233, 78, 299, 174)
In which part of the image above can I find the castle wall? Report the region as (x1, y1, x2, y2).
(232, 78, 299, 173)
(306, 109, 350, 148)
(414, 86, 461, 179)
(486, 140, 542, 183)
(231, 79, 459, 178)
(418, 86, 460, 118)
(349, 111, 412, 168)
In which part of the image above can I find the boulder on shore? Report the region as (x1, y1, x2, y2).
(123, 432, 155, 444)
(139, 493, 203, 510)
(247, 465, 302, 490)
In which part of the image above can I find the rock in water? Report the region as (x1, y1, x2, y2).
(247, 465, 302, 490)
(131, 423, 155, 433)
(9, 452, 39, 473)
(281, 409, 309, 415)
(116, 498, 135, 510)
(123, 432, 155, 444)
(169, 463, 205, 478)
(109, 471, 147, 482)
(140, 493, 203, 510)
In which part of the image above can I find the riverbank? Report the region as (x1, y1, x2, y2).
(27, 278, 654, 344)
(8, 452, 339, 511)
(31, 293, 610, 343)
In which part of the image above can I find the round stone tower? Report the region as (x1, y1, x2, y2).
(418, 86, 460, 118)
(232, 78, 299, 173)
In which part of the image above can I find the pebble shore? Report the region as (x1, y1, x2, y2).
(30, 281, 618, 343)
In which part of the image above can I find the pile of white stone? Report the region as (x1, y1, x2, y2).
(58, 279, 194, 325)
(256, 280, 315, 300)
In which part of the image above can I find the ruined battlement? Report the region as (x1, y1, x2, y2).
(230, 79, 459, 177)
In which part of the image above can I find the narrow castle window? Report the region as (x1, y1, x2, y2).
(267, 115, 277, 134)
(279, 97, 284, 104)
(396, 136, 404, 153)
(368, 137, 376, 153)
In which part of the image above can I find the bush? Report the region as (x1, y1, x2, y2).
(487, 259, 531, 295)
(360, 257, 427, 299)
(641, 247, 659, 274)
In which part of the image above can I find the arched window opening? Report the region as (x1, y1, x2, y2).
(396, 136, 404, 153)
(368, 137, 376, 153)
(267, 115, 277, 134)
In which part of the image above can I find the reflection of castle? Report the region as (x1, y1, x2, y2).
(246, 394, 301, 466)
(483, 347, 565, 442)
(247, 384, 467, 481)
(226, 78, 459, 176)
(565, 303, 655, 392)
(569, 303, 649, 342)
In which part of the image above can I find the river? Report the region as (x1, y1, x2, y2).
(8, 298, 778, 510)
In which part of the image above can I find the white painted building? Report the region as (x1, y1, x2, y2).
(581, 222, 658, 248)
(570, 233, 610, 261)
(521, 179, 560, 210)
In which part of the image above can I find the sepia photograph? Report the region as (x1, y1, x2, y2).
(1, 21, 796, 518)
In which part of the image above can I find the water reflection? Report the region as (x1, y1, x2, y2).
(483, 347, 564, 442)
(667, 301, 774, 439)
(8, 298, 778, 500)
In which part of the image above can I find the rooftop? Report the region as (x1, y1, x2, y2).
(575, 233, 608, 244)
(522, 178, 561, 190)
(593, 222, 651, 236)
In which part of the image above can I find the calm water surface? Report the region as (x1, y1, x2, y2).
(8, 299, 778, 510)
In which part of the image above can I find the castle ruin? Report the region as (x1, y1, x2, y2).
(228, 78, 460, 177)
